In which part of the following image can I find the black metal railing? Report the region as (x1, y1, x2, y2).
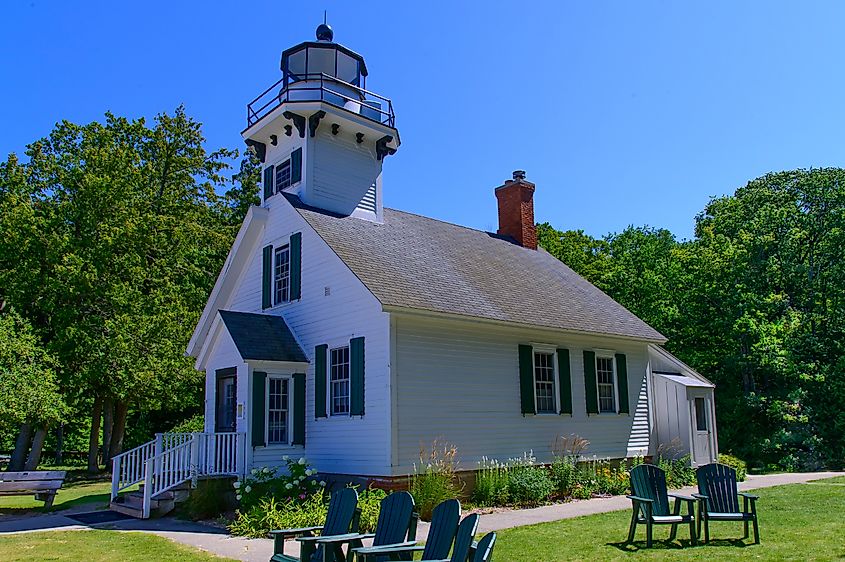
(246, 73, 395, 129)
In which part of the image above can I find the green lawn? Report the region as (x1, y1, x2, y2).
(0, 479, 124, 513)
(0, 530, 235, 561)
(493, 478, 845, 561)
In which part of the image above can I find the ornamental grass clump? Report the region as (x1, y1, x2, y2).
(410, 439, 462, 520)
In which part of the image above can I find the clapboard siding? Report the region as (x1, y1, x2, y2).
(392, 314, 651, 475)
(307, 128, 381, 216)
(205, 195, 392, 476)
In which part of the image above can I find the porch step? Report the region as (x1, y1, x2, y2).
(110, 488, 181, 519)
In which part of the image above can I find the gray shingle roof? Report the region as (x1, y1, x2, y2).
(219, 310, 308, 362)
(285, 195, 665, 342)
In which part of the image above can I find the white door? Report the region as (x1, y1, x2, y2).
(691, 396, 713, 465)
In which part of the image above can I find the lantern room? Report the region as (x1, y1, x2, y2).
(281, 24, 367, 88)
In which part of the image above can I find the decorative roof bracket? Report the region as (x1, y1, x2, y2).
(309, 110, 327, 137)
(283, 111, 306, 138)
(244, 139, 267, 163)
(376, 135, 397, 161)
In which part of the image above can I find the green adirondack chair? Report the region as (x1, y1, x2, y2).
(419, 513, 480, 562)
(694, 463, 760, 544)
(352, 499, 460, 561)
(469, 532, 497, 562)
(626, 464, 697, 548)
(315, 491, 418, 562)
(269, 487, 360, 562)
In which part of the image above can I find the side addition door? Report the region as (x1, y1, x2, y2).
(215, 368, 238, 433)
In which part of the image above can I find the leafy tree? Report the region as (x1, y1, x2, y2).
(0, 107, 258, 471)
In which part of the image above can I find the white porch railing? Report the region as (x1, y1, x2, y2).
(111, 432, 245, 518)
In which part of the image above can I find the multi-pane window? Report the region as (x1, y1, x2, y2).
(330, 346, 350, 415)
(534, 352, 556, 413)
(275, 159, 291, 192)
(267, 377, 289, 444)
(274, 245, 290, 305)
(596, 356, 617, 413)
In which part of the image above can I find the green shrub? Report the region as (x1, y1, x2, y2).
(180, 478, 235, 521)
(507, 465, 554, 505)
(657, 455, 696, 488)
(719, 453, 748, 481)
(354, 486, 388, 532)
(549, 456, 577, 498)
(409, 440, 461, 520)
(472, 457, 510, 507)
(168, 414, 204, 433)
(578, 459, 629, 496)
(233, 457, 324, 510)
(228, 492, 328, 538)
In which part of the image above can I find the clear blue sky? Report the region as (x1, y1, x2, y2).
(2, 1, 844, 240)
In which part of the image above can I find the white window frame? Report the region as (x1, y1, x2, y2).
(531, 344, 559, 415)
(594, 353, 619, 414)
(265, 375, 291, 445)
(275, 158, 291, 192)
(329, 345, 351, 416)
(273, 244, 291, 306)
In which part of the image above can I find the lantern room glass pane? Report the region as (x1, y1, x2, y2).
(287, 49, 306, 80)
(336, 52, 359, 85)
(307, 46, 335, 76)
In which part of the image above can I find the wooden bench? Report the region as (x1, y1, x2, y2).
(0, 471, 67, 508)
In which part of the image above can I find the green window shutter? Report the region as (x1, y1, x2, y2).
(251, 371, 267, 447)
(262, 245, 273, 309)
(290, 232, 302, 300)
(292, 373, 306, 445)
(557, 348, 573, 415)
(314, 345, 327, 418)
(518, 344, 536, 415)
(290, 147, 302, 184)
(615, 353, 630, 414)
(350, 337, 365, 416)
(583, 350, 599, 415)
(263, 166, 274, 200)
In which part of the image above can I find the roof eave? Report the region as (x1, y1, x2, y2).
(383, 305, 668, 345)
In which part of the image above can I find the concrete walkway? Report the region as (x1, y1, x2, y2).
(0, 471, 840, 561)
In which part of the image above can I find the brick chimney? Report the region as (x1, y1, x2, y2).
(495, 170, 537, 250)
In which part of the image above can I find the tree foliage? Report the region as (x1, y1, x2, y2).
(0, 107, 258, 464)
(539, 168, 845, 470)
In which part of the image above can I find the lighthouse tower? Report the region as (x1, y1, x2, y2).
(243, 24, 400, 222)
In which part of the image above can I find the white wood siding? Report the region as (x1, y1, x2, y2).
(206, 196, 392, 476)
(392, 314, 652, 475)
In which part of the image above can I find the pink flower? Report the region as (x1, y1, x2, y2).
(299, 493, 306, 500)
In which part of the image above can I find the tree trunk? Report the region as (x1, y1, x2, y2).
(87, 396, 103, 474)
(106, 400, 129, 469)
(54, 423, 64, 465)
(101, 398, 114, 465)
(24, 426, 48, 470)
(8, 423, 33, 471)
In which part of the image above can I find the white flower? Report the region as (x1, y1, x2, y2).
(244, 485, 252, 493)
(262, 467, 270, 474)
(285, 483, 293, 489)
(305, 469, 313, 476)
(310, 480, 317, 486)
(282, 455, 289, 461)
(251, 468, 258, 475)
(298, 458, 306, 465)
(233, 481, 241, 489)
(236, 494, 242, 500)
(319, 481, 326, 487)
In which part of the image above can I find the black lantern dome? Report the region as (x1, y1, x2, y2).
(280, 25, 368, 88)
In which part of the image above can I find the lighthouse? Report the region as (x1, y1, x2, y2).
(243, 24, 400, 222)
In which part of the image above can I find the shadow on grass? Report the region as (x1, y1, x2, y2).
(607, 537, 750, 553)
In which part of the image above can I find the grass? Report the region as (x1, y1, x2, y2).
(0, 530, 235, 561)
(0, 479, 132, 513)
(492, 478, 845, 561)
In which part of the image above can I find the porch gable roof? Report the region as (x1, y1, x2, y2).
(219, 310, 308, 363)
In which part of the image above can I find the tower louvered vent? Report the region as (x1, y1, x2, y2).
(357, 183, 377, 214)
